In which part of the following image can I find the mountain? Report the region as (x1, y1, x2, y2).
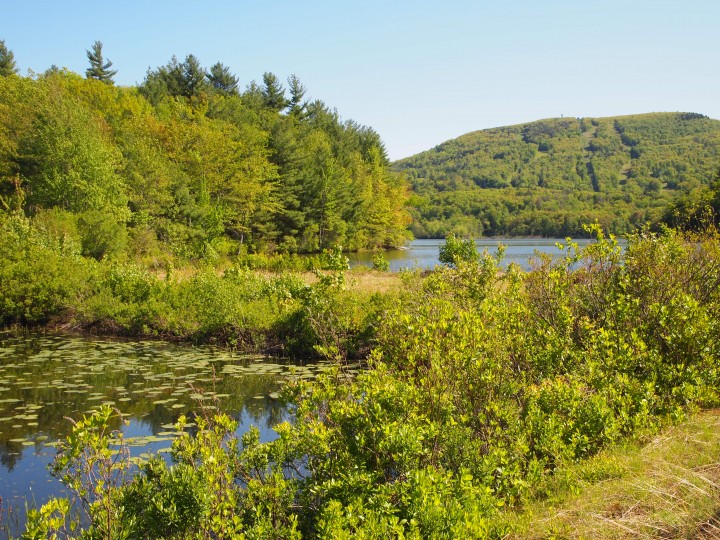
(393, 113, 720, 238)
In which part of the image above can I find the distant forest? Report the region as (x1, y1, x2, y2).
(394, 113, 720, 238)
(0, 40, 410, 260)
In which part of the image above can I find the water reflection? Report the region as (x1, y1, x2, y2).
(0, 334, 329, 534)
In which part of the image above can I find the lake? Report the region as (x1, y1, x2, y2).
(0, 334, 333, 537)
(346, 238, 598, 271)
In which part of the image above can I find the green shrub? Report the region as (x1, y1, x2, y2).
(371, 252, 390, 271)
(0, 213, 95, 325)
(18, 224, 720, 537)
(77, 209, 128, 260)
(438, 234, 478, 266)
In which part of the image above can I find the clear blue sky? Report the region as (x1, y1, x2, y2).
(3, 0, 719, 160)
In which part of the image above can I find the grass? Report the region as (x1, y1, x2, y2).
(148, 258, 406, 295)
(502, 410, 720, 539)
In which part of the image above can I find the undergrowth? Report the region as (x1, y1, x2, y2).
(8, 217, 720, 538)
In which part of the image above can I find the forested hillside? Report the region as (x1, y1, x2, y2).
(0, 48, 410, 261)
(395, 113, 720, 238)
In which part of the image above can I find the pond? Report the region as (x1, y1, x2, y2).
(346, 238, 599, 271)
(0, 334, 332, 537)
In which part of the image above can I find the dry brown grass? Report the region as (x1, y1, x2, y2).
(504, 411, 720, 539)
(346, 271, 404, 294)
(149, 263, 405, 295)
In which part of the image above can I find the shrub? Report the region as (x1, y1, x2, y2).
(371, 252, 390, 271)
(438, 234, 478, 266)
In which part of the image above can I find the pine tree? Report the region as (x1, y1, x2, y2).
(261, 72, 288, 111)
(179, 54, 206, 98)
(0, 40, 18, 77)
(287, 74, 307, 119)
(207, 62, 238, 96)
(140, 54, 208, 102)
(85, 41, 117, 84)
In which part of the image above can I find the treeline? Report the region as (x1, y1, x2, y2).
(395, 113, 720, 238)
(0, 41, 410, 261)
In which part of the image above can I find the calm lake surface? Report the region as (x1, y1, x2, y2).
(0, 334, 333, 536)
(347, 238, 598, 271)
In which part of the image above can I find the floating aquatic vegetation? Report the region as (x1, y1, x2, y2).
(0, 331, 335, 509)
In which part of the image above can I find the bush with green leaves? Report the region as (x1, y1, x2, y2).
(0, 213, 95, 325)
(371, 252, 390, 271)
(0, 213, 377, 355)
(438, 233, 479, 266)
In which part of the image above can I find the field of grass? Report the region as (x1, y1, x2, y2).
(504, 410, 720, 539)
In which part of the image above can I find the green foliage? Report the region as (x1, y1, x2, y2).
(0, 213, 380, 356)
(287, 74, 308, 119)
(19, 74, 129, 218)
(0, 213, 94, 325)
(660, 168, 720, 231)
(438, 233, 479, 266)
(262, 71, 289, 111)
(85, 41, 116, 84)
(274, 246, 389, 360)
(21, 227, 720, 538)
(0, 59, 409, 257)
(8, 43, 720, 539)
(0, 39, 18, 77)
(206, 61, 238, 96)
(77, 209, 128, 260)
(396, 113, 720, 238)
(371, 252, 390, 271)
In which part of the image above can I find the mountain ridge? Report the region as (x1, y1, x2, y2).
(393, 112, 720, 238)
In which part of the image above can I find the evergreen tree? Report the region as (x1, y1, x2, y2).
(287, 74, 307, 118)
(0, 40, 18, 77)
(261, 72, 288, 111)
(85, 41, 117, 84)
(207, 62, 238, 96)
(140, 54, 208, 102)
(179, 54, 207, 98)
(241, 81, 265, 110)
(44, 65, 62, 77)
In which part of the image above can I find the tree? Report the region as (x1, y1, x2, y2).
(261, 72, 288, 111)
(85, 41, 117, 84)
(140, 55, 207, 102)
(0, 40, 18, 77)
(179, 54, 206, 98)
(22, 85, 128, 218)
(44, 65, 62, 77)
(207, 62, 238, 96)
(287, 74, 307, 118)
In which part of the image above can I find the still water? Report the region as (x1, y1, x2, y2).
(347, 238, 597, 271)
(0, 334, 332, 536)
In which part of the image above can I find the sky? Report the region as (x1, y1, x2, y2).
(3, 0, 719, 161)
